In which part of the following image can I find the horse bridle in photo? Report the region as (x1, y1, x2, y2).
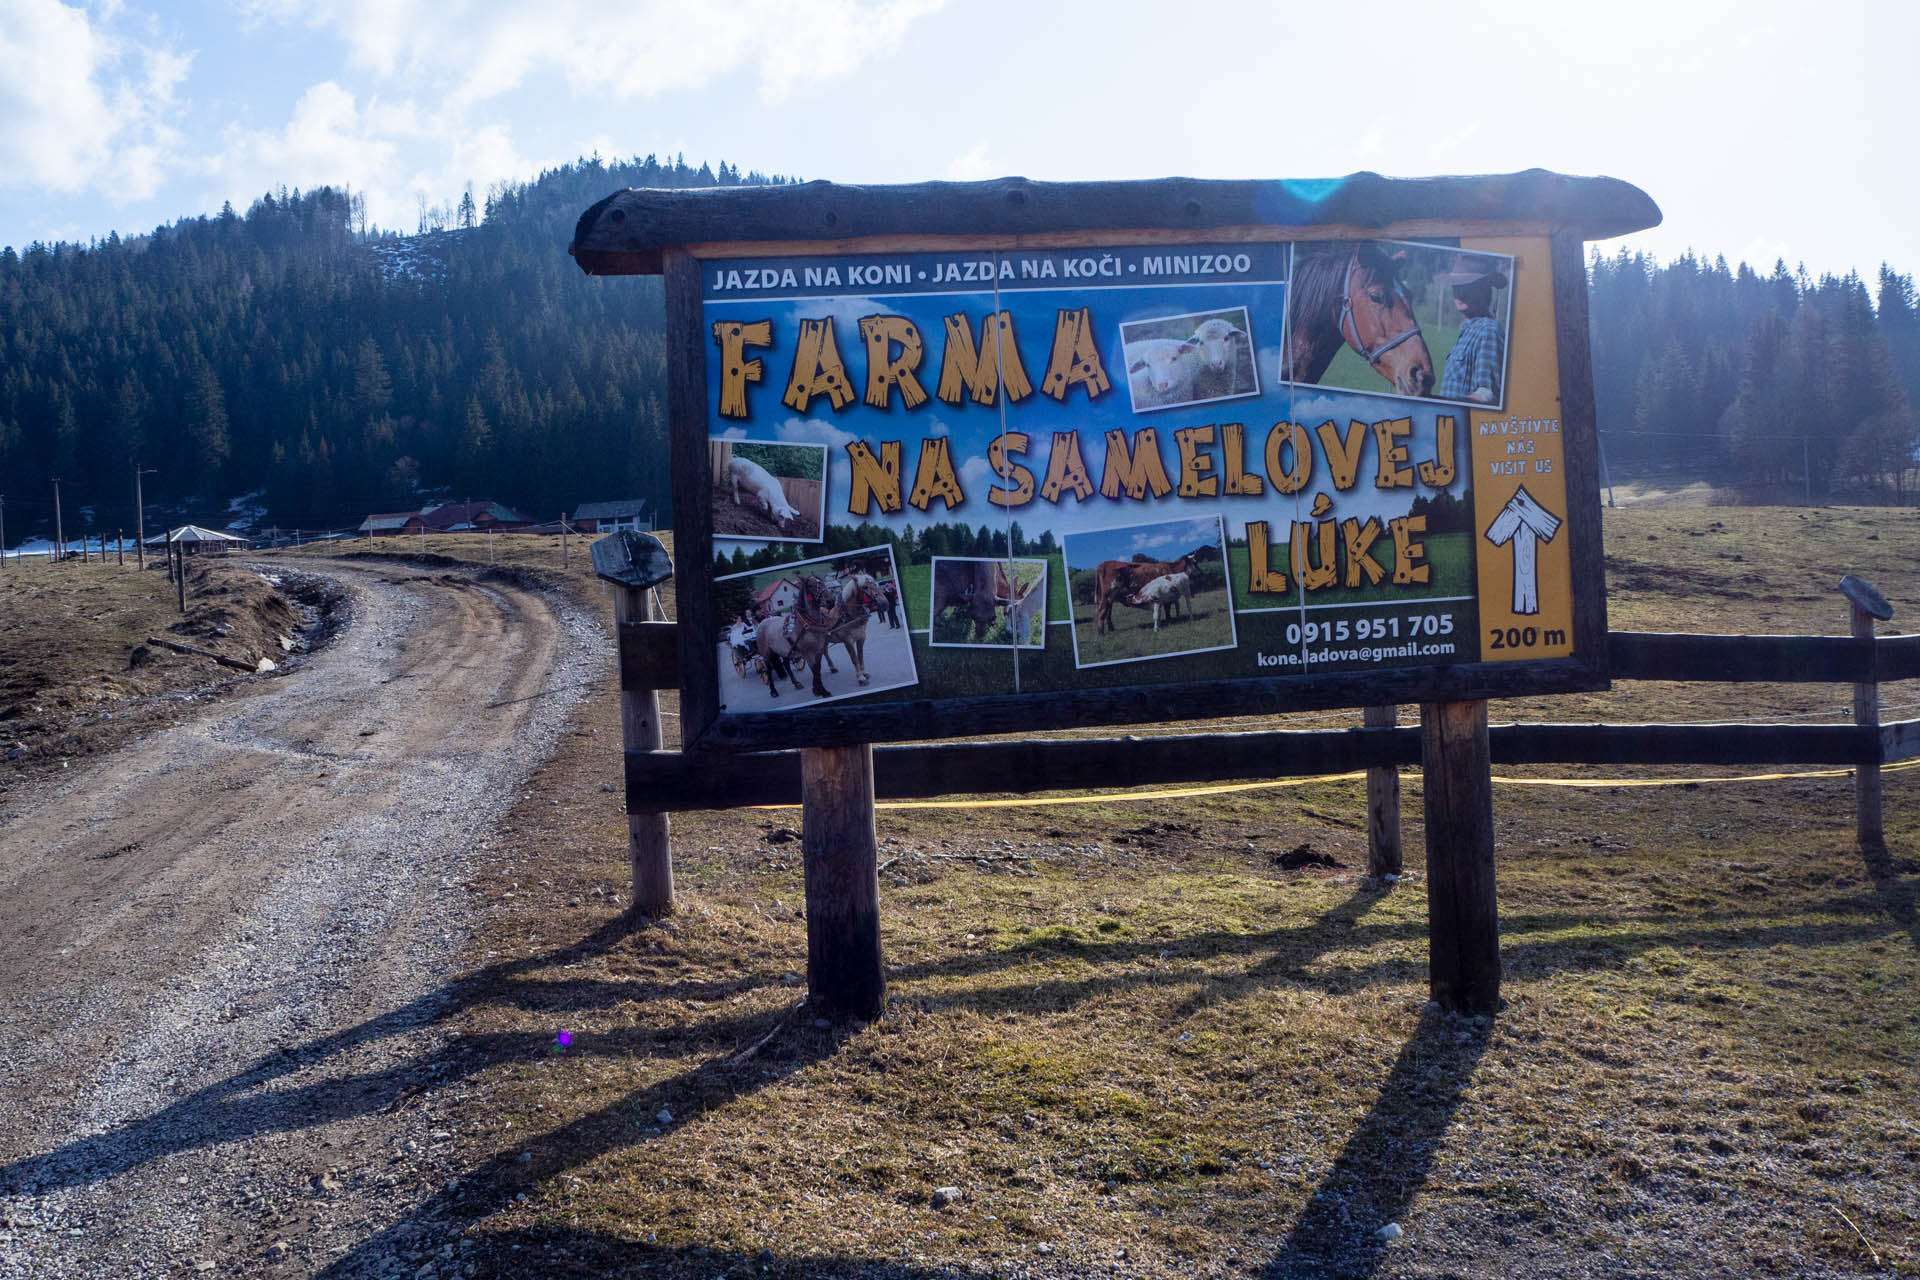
(795, 575, 877, 636)
(1338, 249, 1423, 366)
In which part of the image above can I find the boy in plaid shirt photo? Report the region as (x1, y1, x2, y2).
(1435, 257, 1509, 405)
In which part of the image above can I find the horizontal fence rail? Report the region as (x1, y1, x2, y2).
(618, 626, 1920, 692)
(624, 721, 1920, 812)
(620, 629, 1920, 813)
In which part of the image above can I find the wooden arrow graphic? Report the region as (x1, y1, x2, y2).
(1483, 485, 1562, 615)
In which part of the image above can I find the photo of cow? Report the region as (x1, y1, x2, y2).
(928, 558, 1048, 649)
(1062, 515, 1237, 669)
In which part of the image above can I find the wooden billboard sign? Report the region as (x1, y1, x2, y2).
(571, 172, 1657, 754)
(570, 171, 1660, 1014)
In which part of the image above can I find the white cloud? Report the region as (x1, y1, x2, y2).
(206, 0, 948, 235)
(958, 453, 998, 495)
(0, 0, 189, 198)
(204, 82, 526, 234)
(774, 415, 856, 451)
(248, 0, 948, 107)
(945, 142, 992, 181)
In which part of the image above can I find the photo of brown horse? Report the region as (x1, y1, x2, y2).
(1285, 241, 1435, 399)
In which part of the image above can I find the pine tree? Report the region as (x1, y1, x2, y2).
(184, 362, 230, 494)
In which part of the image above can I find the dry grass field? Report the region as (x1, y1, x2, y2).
(341, 509, 1917, 1278)
(12, 513, 1917, 1277)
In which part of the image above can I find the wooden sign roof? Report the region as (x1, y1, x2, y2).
(569, 170, 1661, 276)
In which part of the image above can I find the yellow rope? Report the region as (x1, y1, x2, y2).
(745, 757, 1920, 812)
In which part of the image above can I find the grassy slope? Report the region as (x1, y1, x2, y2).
(0, 554, 305, 785)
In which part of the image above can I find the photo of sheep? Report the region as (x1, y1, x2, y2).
(711, 439, 827, 543)
(1282, 239, 1516, 410)
(1119, 306, 1259, 413)
(927, 558, 1048, 649)
(1063, 514, 1237, 669)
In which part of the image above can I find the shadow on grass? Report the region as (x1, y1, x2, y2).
(446, 1227, 998, 1279)
(879, 889, 1904, 1023)
(1263, 1006, 1492, 1280)
(1859, 840, 1920, 954)
(6, 881, 1896, 1205)
(310, 1016, 839, 1279)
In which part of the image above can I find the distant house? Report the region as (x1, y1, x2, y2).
(419, 501, 532, 532)
(155, 525, 247, 556)
(571, 499, 652, 533)
(357, 512, 422, 537)
(752, 578, 801, 615)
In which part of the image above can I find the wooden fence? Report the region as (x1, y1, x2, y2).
(617, 626, 1920, 804)
(608, 582, 1915, 1020)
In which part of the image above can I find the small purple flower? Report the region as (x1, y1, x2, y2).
(555, 1030, 573, 1052)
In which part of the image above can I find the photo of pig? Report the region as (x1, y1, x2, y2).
(711, 440, 828, 542)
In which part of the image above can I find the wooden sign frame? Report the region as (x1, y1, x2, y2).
(572, 172, 1659, 754)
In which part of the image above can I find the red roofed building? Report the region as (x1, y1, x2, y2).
(419, 501, 532, 532)
(752, 579, 801, 615)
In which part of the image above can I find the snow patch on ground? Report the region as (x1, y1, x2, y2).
(367, 231, 472, 285)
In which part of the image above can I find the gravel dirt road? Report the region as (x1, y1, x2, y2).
(0, 560, 602, 1278)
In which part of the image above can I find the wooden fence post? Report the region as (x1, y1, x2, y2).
(614, 585, 674, 914)
(1420, 700, 1500, 1013)
(1841, 575, 1893, 851)
(1364, 704, 1402, 877)
(801, 744, 885, 1020)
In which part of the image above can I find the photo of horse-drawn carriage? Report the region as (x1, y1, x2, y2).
(713, 546, 918, 709)
(928, 558, 1048, 648)
(711, 439, 829, 543)
(1062, 514, 1237, 669)
(1283, 238, 1515, 411)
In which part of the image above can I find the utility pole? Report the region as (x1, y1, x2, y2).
(52, 478, 64, 560)
(561, 513, 568, 570)
(135, 465, 154, 570)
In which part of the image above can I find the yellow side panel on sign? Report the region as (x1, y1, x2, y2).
(1464, 235, 1574, 661)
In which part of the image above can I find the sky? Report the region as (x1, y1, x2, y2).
(0, 0, 1914, 283)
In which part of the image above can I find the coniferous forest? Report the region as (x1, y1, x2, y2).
(0, 159, 1915, 546)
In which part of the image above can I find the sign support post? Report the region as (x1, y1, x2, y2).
(1841, 574, 1893, 852)
(1364, 704, 1402, 878)
(1420, 699, 1500, 1012)
(594, 529, 679, 916)
(615, 582, 675, 915)
(800, 744, 885, 1020)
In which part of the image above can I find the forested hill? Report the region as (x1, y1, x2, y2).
(1590, 250, 1919, 499)
(2, 165, 1917, 545)
(0, 155, 787, 539)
